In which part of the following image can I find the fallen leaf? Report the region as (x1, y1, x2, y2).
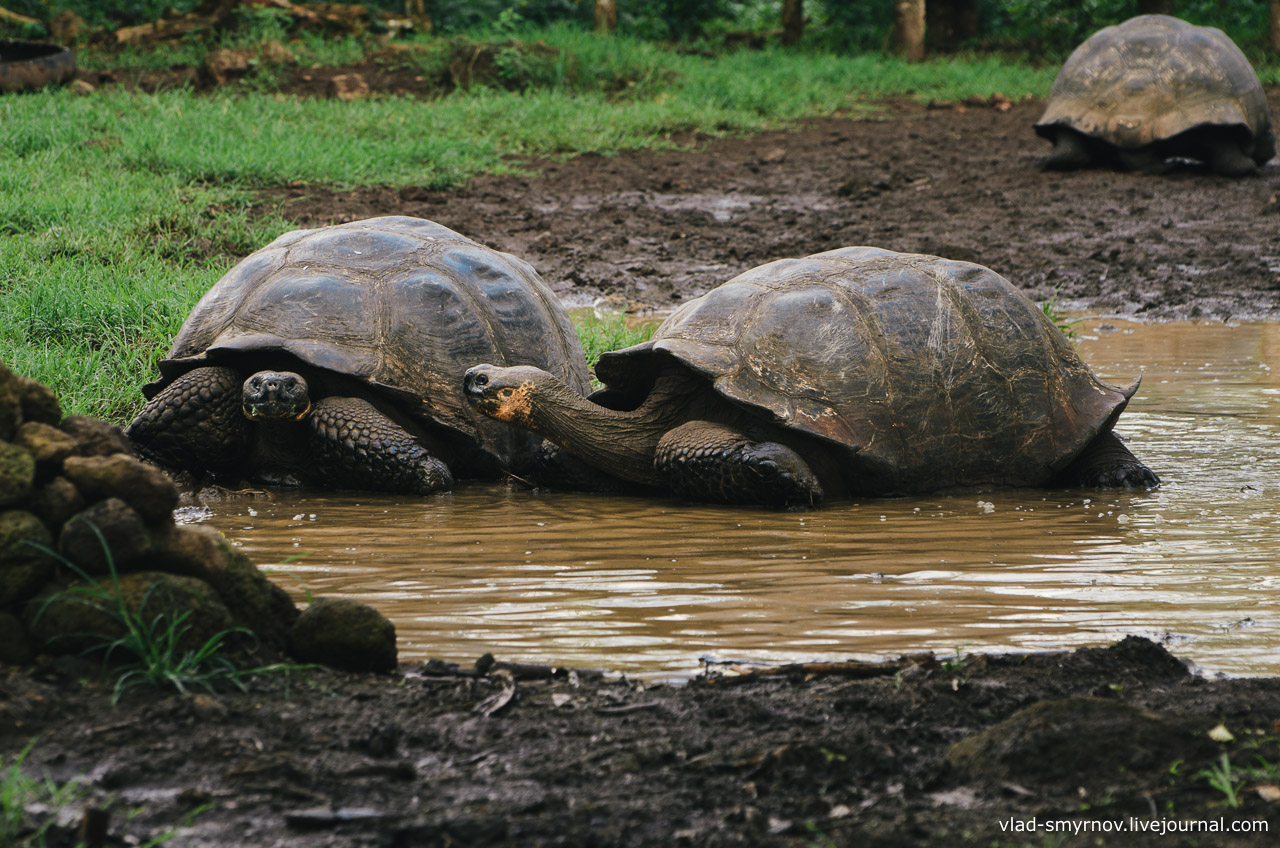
(1208, 723, 1235, 742)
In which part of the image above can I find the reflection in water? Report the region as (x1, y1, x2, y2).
(184, 321, 1280, 677)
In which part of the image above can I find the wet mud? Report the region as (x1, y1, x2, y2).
(262, 90, 1280, 322)
(6, 637, 1280, 846)
(5, 84, 1280, 846)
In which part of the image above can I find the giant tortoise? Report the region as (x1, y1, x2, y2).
(464, 247, 1158, 508)
(1035, 15, 1275, 175)
(128, 216, 590, 494)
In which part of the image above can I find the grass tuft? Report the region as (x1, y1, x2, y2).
(571, 310, 659, 371)
(0, 740, 87, 848)
(29, 526, 304, 704)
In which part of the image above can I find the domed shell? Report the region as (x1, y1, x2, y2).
(1035, 15, 1274, 162)
(595, 247, 1135, 494)
(147, 216, 590, 463)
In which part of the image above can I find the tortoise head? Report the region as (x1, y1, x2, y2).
(463, 364, 545, 427)
(242, 370, 312, 422)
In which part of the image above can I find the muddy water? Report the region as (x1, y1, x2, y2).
(180, 320, 1280, 677)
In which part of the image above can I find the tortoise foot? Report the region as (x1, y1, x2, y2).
(1206, 141, 1260, 177)
(126, 365, 251, 474)
(307, 397, 453, 495)
(1043, 130, 1094, 171)
(656, 421, 824, 509)
(1116, 147, 1170, 174)
(1078, 461, 1160, 489)
(1056, 431, 1160, 490)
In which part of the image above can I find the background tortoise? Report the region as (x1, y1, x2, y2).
(128, 216, 590, 494)
(464, 247, 1158, 508)
(1035, 15, 1275, 176)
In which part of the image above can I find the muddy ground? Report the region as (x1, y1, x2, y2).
(6, 638, 1280, 846)
(257, 87, 1280, 322)
(5, 77, 1280, 846)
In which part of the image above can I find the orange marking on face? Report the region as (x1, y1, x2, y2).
(493, 382, 535, 425)
(293, 401, 312, 421)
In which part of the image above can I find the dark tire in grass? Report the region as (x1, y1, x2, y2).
(0, 40, 75, 93)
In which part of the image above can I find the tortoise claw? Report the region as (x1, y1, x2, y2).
(1081, 462, 1160, 490)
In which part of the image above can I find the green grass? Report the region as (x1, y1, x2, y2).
(573, 310, 659, 372)
(1, 741, 87, 848)
(0, 28, 1057, 421)
(2, 737, 201, 847)
(30, 529, 302, 704)
(1197, 752, 1244, 807)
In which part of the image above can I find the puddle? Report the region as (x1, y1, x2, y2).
(535, 191, 837, 223)
(185, 320, 1280, 678)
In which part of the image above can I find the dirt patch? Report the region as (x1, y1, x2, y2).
(4, 637, 1279, 846)
(258, 90, 1280, 321)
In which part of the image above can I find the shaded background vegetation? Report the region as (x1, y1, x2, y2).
(3, 0, 1277, 59)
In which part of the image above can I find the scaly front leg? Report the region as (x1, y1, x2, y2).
(126, 366, 251, 475)
(655, 420, 824, 509)
(306, 397, 453, 495)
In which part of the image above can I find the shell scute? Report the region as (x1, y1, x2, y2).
(148, 216, 589, 463)
(606, 250, 1133, 492)
(1035, 15, 1273, 160)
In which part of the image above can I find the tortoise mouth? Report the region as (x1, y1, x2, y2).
(242, 371, 311, 421)
(243, 399, 312, 421)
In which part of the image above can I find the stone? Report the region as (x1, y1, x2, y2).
(0, 442, 35, 509)
(201, 47, 254, 86)
(14, 377, 61, 426)
(26, 571, 240, 657)
(148, 522, 296, 650)
(290, 598, 397, 673)
(48, 10, 88, 44)
(0, 363, 19, 441)
(14, 422, 78, 477)
(947, 696, 1216, 790)
(62, 453, 178, 524)
(0, 612, 32, 664)
(60, 416, 134, 458)
(58, 497, 151, 575)
(259, 40, 296, 65)
(30, 477, 84, 531)
(0, 510, 56, 608)
(328, 73, 369, 102)
(68, 79, 96, 95)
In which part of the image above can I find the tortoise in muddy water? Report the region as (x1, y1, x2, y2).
(464, 247, 1158, 509)
(128, 216, 590, 494)
(1035, 15, 1275, 176)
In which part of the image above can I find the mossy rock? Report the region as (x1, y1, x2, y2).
(0, 441, 36, 509)
(14, 421, 78, 479)
(148, 523, 297, 650)
(30, 477, 84, 531)
(947, 696, 1216, 791)
(62, 453, 178, 524)
(0, 611, 32, 664)
(0, 509, 57, 608)
(59, 415, 134, 458)
(0, 366, 19, 442)
(25, 570, 241, 657)
(14, 376, 61, 427)
(58, 497, 152, 575)
(290, 598, 396, 673)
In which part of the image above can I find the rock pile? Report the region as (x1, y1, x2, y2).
(0, 359, 397, 674)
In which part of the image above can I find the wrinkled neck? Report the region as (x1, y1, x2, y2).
(528, 371, 698, 485)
